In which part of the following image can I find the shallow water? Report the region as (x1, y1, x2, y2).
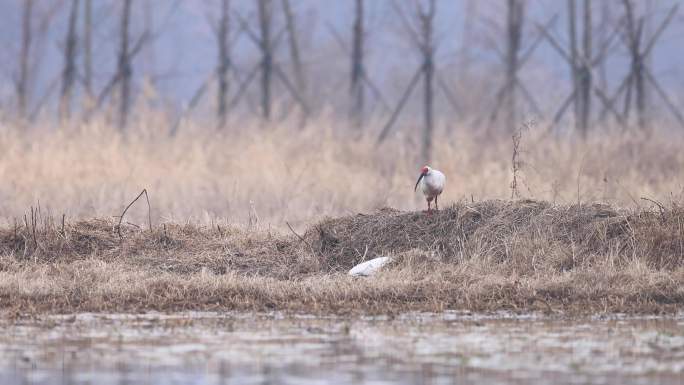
(1, 311, 683, 385)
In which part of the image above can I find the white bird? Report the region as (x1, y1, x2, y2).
(414, 165, 446, 213)
(348, 256, 392, 277)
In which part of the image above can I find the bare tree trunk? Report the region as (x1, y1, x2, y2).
(60, 0, 80, 122)
(567, 0, 580, 133)
(622, 0, 646, 130)
(644, 0, 654, 106)
(597, 1, 609, 92)
(282, 0, 304, 95)
(83, 0, 93, 101)
(217, 0, 230, 129)
(350, 0, 364, 129)
(505, 0, 523, 129)
(579, 0, 592, 137)
(143, 0, 155, 83)
(634, 43, 646, 131)
(117, 0, 132, 130)
(17, 0, 34, 121)
(258, 0, 273, 120)
(420, 0, 436, 165)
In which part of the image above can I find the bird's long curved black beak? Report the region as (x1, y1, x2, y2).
(414, 173, 425, 192)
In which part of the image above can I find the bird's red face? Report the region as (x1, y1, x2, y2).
(415, 166, 430, 191)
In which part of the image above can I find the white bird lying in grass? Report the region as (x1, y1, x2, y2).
(414, 165, 445, 213)
(348, 256, 392, 277)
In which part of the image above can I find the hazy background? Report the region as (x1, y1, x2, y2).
(2, 0, 684, 127)
(0, 0, 683, 228)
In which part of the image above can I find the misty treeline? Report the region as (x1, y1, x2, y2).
(2, 0, 683, 162)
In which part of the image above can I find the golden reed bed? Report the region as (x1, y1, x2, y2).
(0, 117, 682, 229)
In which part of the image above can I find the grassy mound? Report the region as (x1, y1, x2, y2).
(311, 199, 684, 272)
(0, 200, 682, 315)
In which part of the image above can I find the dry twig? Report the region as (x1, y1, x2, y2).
(117, 189, 152, 239)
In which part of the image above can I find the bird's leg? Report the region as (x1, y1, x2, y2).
(426, 199, 431, 214)
(435, 196, 439, 211)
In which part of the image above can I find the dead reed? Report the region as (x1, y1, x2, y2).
(0, 119, 683, 229)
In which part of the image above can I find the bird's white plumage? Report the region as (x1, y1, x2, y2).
(414, 166, 446, 212)
(348, 256, 392, 277)
(418, 167, 445, 201)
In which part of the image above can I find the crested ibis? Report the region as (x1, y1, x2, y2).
(414, 165, 445, 213)
(348, 256, 392, 277)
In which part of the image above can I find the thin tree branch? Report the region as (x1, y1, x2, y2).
(117, 189, 152, 240)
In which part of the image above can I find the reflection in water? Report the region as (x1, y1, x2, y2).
(0, 312, 682, 385)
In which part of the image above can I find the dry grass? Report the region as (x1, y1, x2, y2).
(0, 118, 683, 315)
(0, 118, 683, 229)
(0, 200, 682, 315)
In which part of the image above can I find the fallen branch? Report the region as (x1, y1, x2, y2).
(117, 189, 152, 240)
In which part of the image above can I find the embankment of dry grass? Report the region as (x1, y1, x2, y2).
(0, 200, 682, 316)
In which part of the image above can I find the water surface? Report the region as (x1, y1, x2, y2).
(1, 311, 683, 384)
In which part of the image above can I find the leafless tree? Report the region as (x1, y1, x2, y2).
(623, 0, 646, 129)
(376, 0, 438, 164)
(567, 0, 592, 137)
(258, 0, 273, 120)
(117, 0, 133, 129)
(484, 0, 547, 132)
(217, 0, 230, 129)
(538, 2, 628, 133)
(595, 2, 682, 130)
(504, 0, 524, 128)
(350, 0, 364, 128)
(231, 6, 308, 122)
(580, 0, 592, 135)
(282, 0, 308, 126)
(282, 0, 304, 96)
(14, 1, 67, 122)
(82, 0, 93, 101)
(327, 2, 390, 126)
(419, 0, 436, 164)
(16, 0, 34, 120)
(143, 0, 156, 82)
(59, 0, 79, 121)
(568, 0, 578, 128)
